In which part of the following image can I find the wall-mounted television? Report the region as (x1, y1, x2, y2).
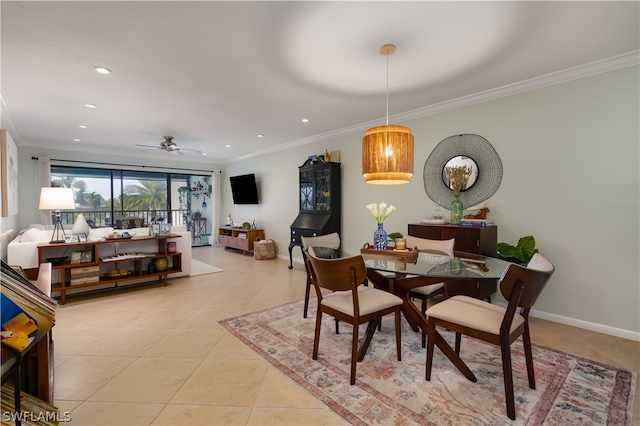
(230, 173, 259, 204)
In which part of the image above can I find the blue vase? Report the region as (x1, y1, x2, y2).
(373, 223, 388, 250)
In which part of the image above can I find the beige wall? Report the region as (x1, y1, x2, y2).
(8, 66, 640, 339)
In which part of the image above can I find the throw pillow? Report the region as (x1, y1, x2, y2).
(72, 213, 90, 236)
(20, 228, 54, 243)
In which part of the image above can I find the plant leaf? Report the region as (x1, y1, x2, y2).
(517, 236, 538, 262)
(497, 243, 525, 262)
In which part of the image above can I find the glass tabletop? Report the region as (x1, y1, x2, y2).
(361, 250, 512, 280)
(309, 245, 512, 281)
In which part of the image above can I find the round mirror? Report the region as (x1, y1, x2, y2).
(423, 134, 502, 209)
(442, 156, 478, 191)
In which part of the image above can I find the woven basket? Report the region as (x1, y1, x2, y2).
(254, 238, 276, 260)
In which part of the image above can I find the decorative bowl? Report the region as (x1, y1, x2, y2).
(46, 256, 68, 266)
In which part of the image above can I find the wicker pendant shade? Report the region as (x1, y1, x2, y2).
(362, 44, 414, 185)
(362, 125, 414, 184)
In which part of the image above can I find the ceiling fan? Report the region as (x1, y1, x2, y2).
(136, 136, 202, 155)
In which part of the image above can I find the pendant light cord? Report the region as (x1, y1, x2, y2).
(386, 52, 389, 126)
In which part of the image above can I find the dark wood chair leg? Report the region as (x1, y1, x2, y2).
(395, 308, 402, 361)
(500, 339, 516, 420)
(312, 310, 323, 359)
(454, 332, 462, 354)
(350, 320, 359, 385)
(425, 321, 437, 380)
(335, 318, 340, 334)
(421, 296, 428, 348)
(522, 324, 536, 389)
(303, 278, 311, 318)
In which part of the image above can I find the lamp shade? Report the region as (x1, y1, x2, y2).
(39, 187, 75, 210)
(362, 125, 414, 185)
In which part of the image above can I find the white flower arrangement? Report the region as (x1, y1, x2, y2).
(366, 202, 396, 224)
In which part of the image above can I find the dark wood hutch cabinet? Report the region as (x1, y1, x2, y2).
(288, 158, 341, 268)
(408, 223, 498, 300)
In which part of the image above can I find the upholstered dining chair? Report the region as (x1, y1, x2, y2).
(307, 247, 403, 385)
(403, 236, 455, 347)
(301, 232, 341, 319)
(425, 253, 555, 420)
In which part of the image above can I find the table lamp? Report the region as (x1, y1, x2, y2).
(39, 187, 75, 243)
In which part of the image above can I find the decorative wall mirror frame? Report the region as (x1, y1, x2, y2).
(423, 134, 502, 209)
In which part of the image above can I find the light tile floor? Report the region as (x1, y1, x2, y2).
(52, 246, 639, 425)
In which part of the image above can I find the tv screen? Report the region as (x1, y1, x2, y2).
(230, 173, 259, 204)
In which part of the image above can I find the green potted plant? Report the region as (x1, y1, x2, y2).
(496, 235, 538, 266)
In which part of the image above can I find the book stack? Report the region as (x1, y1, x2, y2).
(459, 219, 494, 227)
(70, 265, 100, 285)
(238, 233, 247, 239)
(1, 383, 62, 425)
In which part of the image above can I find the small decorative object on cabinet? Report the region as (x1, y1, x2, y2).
(154, 257, 168, 271)
(408, 222, 497, 300)
(288, 157, 341, 268)
(218, 227, 264, 255)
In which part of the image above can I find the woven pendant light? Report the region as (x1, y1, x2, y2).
(362, 44, 414, 185)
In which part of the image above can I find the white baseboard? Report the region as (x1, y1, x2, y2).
(529, 308, 640, 342)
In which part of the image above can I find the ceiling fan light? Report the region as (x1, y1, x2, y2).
(362, 125, 414, 185)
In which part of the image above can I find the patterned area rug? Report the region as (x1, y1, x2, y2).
(219, 300, 636, 426)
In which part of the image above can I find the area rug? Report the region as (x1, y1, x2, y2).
(219, 300, 636, 426)
(189, 259, 223, 276)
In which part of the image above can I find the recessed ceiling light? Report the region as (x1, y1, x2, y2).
(78, 125, 87, 129)
(74, 139, 81, 142)
(302, 118, 310, 123)
(94, 66, 111, 74)
(225, 144, 231, 148)
(257, 134, 264, 138)
(201, 152, 207, 156)
(84, 103, 97, 108)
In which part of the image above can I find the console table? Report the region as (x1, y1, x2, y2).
(37, 234, 182, 304)
(407, 223, 498, 300)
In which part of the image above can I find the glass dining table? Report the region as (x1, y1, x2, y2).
(312, 246, 512, 382)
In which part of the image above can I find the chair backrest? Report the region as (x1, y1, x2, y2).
(499, 253, 555, 310)
(301, 232, 341, 250)
(405, 236, 454, 257)
(307, 247, 366, 293)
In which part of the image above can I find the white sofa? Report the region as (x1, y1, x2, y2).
(7, 225, 192, 277)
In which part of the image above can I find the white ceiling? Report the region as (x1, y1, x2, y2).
(1, 1, 638, 164)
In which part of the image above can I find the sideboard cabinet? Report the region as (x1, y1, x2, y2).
(407, 223, 498, 300)
(218, 227, 264, 255)
(37, 234, 182, 304)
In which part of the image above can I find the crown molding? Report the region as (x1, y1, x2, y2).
(232, 51, 640, 163)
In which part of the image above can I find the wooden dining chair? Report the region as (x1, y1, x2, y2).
(301, 232, 341, 319)
(307, 247, 403, 385)
(425, 253, 555, 420)
(404, 236, 455, 347)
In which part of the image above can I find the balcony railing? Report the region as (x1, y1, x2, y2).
(60, 209, 190, 229)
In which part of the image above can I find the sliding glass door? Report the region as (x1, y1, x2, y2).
(50, 166, 212, 246)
